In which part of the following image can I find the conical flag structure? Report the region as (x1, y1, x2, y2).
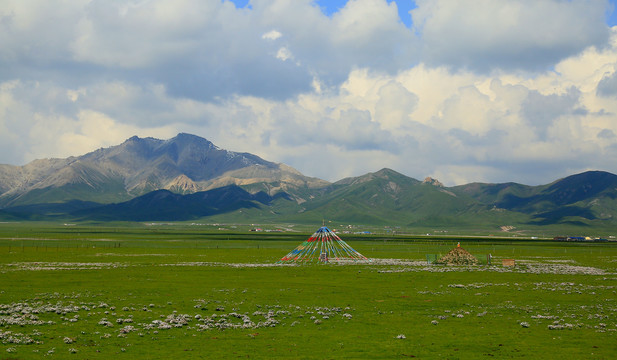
(278, 226, 367, 263)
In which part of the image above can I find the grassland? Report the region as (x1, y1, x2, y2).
(1, 222, 616, 359)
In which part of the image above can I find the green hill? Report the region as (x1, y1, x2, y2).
(2, 133, 617, 233)
(3, 169, 617, 235)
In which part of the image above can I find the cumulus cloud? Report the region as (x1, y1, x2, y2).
(520, 87, 584, 140)
(1, 0, 617, 187)
(1, 0, 416, 101)
(0, 80, 178, 162)
(412, 0, 611, 72)
(0, 0, 87, 64)
(262, 30, 282, 40)
(275, 47, 294, 61)
(597, 71, 617, 97)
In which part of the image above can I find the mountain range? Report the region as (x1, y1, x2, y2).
(0, 133, 326, 207)
(1, 133, 617, 233)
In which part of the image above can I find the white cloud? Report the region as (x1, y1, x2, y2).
(0, 80, 177, 163)
(374, 81, 418, 130)
(412, 0, 611, 72)
(70, 0, 228, 68)
(1, 0, 617, 187)
(201, 27, 617, 185)
(1, 0, 416, 101)
(0, 0, 88, 63)
(262, 30, 282, 40)
(276, 47, 294, 61)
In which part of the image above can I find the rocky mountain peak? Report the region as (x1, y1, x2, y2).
(423, 177, 444, 187)
(169, 133, 217, 150)
(165, 174, 199, 194)
(0, 133, 324, 207)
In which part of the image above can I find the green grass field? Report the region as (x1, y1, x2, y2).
(1, 223, 616, 359)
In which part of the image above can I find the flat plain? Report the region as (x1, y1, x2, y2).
(1, 223, 616, 359)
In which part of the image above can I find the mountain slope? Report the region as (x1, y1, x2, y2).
(73, 185, 289, 221)
(0, 133, 328, 207)
(281, 169, 500, 226)
(453, 171, 617, 225)
(2, 168, 617, 230)
(2, 133, 617, 230)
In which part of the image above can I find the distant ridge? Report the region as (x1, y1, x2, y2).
(60, 168, 617, 231)
(74, 185, 289, 221)
(0, 133, 328, 207)
(1, 134, 617, 231)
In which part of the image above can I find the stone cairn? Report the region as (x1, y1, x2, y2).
(433, 244, 479, 265)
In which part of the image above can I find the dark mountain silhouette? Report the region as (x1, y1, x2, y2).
(1, 134, 617, 230)
(74, 185, 290, 221)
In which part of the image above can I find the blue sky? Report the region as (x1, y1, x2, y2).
(610, 0, 617, 25)
(322, 0, 617, 27)
(316, 0, 415, 27)
(1, 0, 617, 186)
(227, 0, 416, 26)
(229, 0, 617, 27)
